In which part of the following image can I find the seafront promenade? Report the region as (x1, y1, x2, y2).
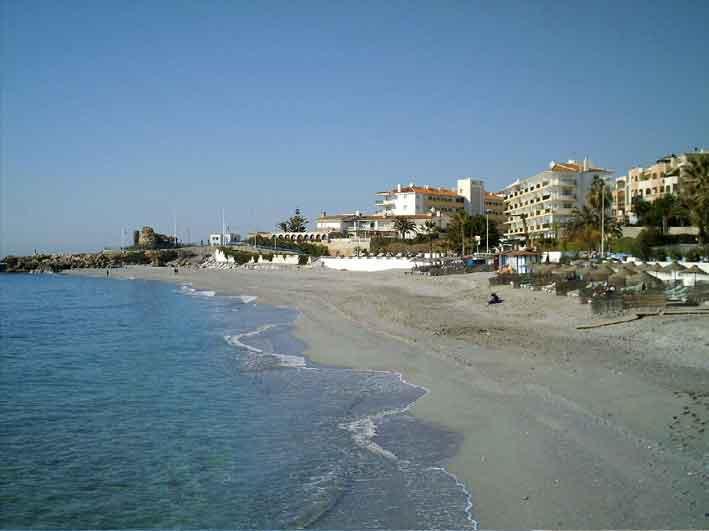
(68, 265, 709, 529)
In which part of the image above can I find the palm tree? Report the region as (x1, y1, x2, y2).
(421, 220, 438, 258)
(393, 216, 417, 240)
(588, 175, 613, 213)
(680, 154, 709, 243)
(451, 211, 470, 255)
(512, 213, 529, 245)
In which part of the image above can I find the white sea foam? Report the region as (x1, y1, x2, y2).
(271, 352, 307, 368)
(192, 290, 216, 297)
(231, 295, 257, 304)
(225, 323, 280, 353)
(202, 295, 476, 527)
(427, 465, 478, 530)
(340, 417, 398, 461)
(224, 324, 308, 369)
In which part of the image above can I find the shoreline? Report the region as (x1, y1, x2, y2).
(63, 266, 709, 529)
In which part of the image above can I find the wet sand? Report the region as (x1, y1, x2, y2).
(69, 265, 709, 529)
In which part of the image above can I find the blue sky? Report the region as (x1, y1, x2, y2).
(3, 0, 708, 255)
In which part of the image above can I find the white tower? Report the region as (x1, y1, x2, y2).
(456, 178, 486, 216)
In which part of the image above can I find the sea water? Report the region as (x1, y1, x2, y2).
(0, 273, 476, 529)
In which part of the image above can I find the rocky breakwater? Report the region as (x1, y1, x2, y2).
(1, 249, 206, 273)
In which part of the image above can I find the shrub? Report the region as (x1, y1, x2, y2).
(637, 228, 663, 260)
(610, 237, 639, 256)
(685, 248, 701, 262)
(261, 253, 273, 262)
(668, 247, 683, 260)
(298, 255, 308, 266)
(219, 247, 256, 265)
(652, 247, 667, 261)
(254, 235, 329, 256)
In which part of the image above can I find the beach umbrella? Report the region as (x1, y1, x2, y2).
(586, 269, 611, 281)
(664, 261, 687, 272)
(620, 265, 638, 276)
(633, 271, 665, 290)
(608, 271, 628, 288)
(685, 264, 707, 285)
(663, 261, 687, 284)
(622, 262, 640, 272)
(649, 263, 665, 273)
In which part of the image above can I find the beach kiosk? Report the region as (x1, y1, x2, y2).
(498, 249, 542, 274)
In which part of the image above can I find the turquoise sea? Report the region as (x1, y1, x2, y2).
(0, 273, 476, 529)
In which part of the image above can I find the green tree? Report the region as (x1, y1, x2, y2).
(652, 194, 690, 234)
(469, 214, 500, 251)
(278, 209, 309, 233)
(392, 216, 417, 239)
(588, 175, 613, 212)
(446, 211, 470, 254)
(420, 220, 439, 258)
(679, 154, 709, 243)
(514, 213, 530, 244)
(631, 196, 653, 225)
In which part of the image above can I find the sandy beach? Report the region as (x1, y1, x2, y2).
(68, 265, 709, 529)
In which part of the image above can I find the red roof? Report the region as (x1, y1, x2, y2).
(550, 162, 608, 173)
(376, 186, 459, 197)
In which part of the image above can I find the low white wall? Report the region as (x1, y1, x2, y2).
(214, 249, 306, 266)
(320, 256, 426, 272)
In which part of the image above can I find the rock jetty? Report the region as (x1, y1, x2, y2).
(1, 249, 207, 273)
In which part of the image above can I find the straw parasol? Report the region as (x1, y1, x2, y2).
(685, 264, 707, 285)
(608, 270, 628, 288)
(622, 262, 640, 273)
(586, 268, 611, 281)
(664, 261, 687, 284)
(598, 264, 617, 275)
(636, 270, 665, 289)
(633, 262, 651, 272)
(649, 262, 666, 273)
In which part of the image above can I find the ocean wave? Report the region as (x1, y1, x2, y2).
(427, 465, 478, 529)
(211, 294, 475, 527)
(224, 324, 307, 369)
(176, 283, 215, 296)
(229, 295, 258, 304)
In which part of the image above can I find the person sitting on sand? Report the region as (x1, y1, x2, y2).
(488, 292, 503, 305)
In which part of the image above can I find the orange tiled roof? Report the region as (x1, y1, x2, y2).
(377, 186, 459, 197)
(550, 162, 607, 173)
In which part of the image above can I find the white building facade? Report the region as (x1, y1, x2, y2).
(503, 159, 613, 241)
(375, 183, 465, 216)
(209, 233, 240, 246)
(316, 211, 446, 239)
(456, 178, 486, 215)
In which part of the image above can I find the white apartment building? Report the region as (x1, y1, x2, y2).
(316, 211, 446, 239)
(615, 149, 708, 223)
(456, 178, 486, 215)
(503, 158, 613, 241)
(209, 232, 240, 246)
(375, 183, 465, 216)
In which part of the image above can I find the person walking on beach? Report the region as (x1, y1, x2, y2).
(106, 269, 110, 278)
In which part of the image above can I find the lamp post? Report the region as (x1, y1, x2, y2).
(486, 212, 489, 254)
(601, 184, 605, 257)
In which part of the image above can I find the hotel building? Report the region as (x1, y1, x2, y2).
(615, 149, 708, 223)
(375, 183, 465, 216)
(503, 158, 614, 241)
(316, 211, 446, 239)
(484, 192, 506, 228)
